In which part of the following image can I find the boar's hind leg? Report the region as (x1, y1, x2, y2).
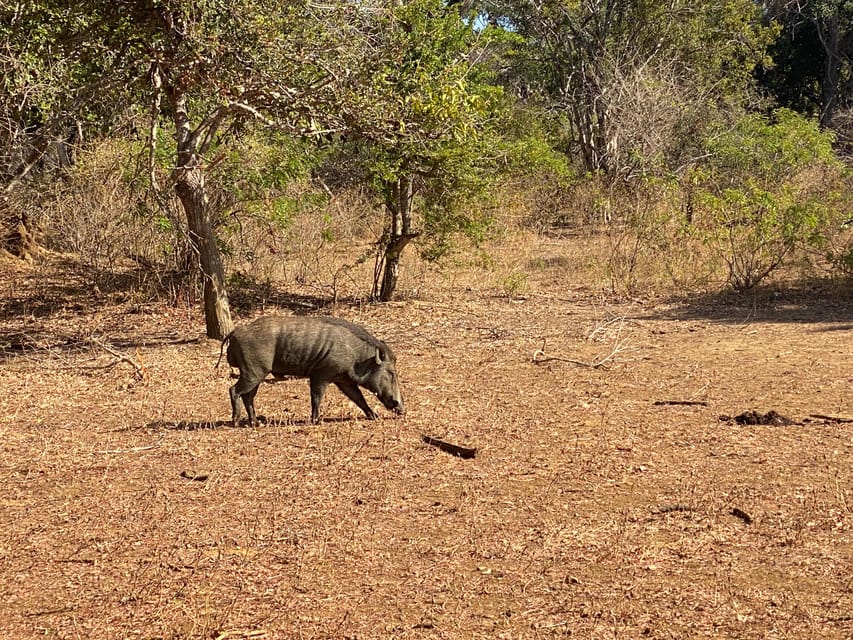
(230, 377, 261, 427)
(335, 379, 377, 420)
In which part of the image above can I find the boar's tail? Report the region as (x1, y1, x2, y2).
(215, 330, 235, 370)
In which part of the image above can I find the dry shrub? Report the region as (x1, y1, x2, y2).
(506, 174, 580, 231)
(42, 139, 167, 272)
(512, 172, 611, 231)
(831, 105, 853, 159)
(2, 176, 46, 262)
(534, 177, 723, 295)
(607, 60, 711, 177)
(224, 187, 386, 302)
(603, 179, 725, 295)
(821, 218, 853, 280)
(419, 176, 722, 300)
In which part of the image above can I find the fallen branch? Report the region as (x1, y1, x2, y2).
(730, 507, 753, 525)
(180, 470, 209, 482)
(422, 435, 476, 459)
(532, 338, 620, 369)
(656, 504, 695, 513)
(532, 348, 599, 368)
(214, 630, 268, 640)
(809, 414, 853, 424)
(587, 315, 638, 341)
(654, 400, 709, 406)
(90, 338, 147, 380)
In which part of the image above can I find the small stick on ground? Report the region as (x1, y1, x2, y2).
(180, 470, 210, 482)
(95, 436, 163, 454)
(654, 400, 709, 406)
(730, 507, 753, 525)
(532, 346, 598, 368)
(656, 504, 695, 513)
(422, 435, 476, 459)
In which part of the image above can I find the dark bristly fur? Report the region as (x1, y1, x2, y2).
(221, 316, 404, 426)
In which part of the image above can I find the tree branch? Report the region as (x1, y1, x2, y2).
(147, 62, 163, 192)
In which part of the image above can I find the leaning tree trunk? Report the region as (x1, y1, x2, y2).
(378, 175, 419, 302)
(174, 163, 234, 339)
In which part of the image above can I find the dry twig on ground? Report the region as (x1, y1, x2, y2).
(532, 314, 637, 369)
(532, 337, 627, 369)
(89, 337, 147, 380)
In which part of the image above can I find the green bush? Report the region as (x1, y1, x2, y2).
(693, 109, 845, 290)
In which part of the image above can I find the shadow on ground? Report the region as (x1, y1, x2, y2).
(652, 279, 853, 327)
(2, 256, 338, 323)
(0, 256, 362, 364)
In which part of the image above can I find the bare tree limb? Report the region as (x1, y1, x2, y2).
(532, 342, 603, 369)
(810, 414, 853, 424)
(147, 62, 163, 192)
(532, 338, 612, 369)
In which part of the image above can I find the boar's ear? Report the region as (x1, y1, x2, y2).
(374, 347, 384, 365)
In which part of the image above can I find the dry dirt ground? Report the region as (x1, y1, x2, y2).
(1, 240, 852, 640)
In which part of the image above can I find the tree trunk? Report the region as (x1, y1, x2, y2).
(817, 13, 842, 128)
(379, 231, 418, 301)
(174, 164, 234, 339)
(1, 205, 39, 262)
(168, 84, 233, 339)
(378, 175, 418, 302)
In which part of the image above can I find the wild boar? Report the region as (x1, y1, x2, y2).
(220, 316, 404, 426)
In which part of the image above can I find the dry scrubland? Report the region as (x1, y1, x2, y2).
(1, 230, 852, 640)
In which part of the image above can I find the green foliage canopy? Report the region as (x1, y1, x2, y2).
(336, 0, 509, 231)
(479, 0, 777, 173)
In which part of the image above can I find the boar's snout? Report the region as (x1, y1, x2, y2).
(378, 387, 404, 415)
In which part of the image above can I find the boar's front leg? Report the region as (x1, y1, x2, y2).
(335, 379, 377, 420)
(309, 378, 329, 424)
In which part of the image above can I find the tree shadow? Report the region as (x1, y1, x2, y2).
(652, 279, 853, 327)
(226, 273, 370, 315)
(0, 329, 204, 365)
(0, 255, 371, 365)
(148, 419, 239, 431)
(0, 256, 190, 322)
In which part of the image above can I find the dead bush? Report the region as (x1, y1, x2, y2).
(42, 140, 173, 273)
(223, 187, 385, 302)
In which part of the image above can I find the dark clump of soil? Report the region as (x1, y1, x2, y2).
(720, 410, 798, 426)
